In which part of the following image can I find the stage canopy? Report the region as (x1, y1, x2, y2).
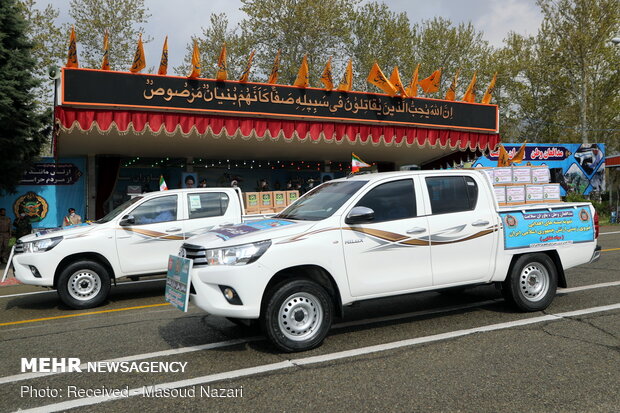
(54, 68, 500, 167)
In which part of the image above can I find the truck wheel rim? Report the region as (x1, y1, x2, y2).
(278, 292, 323, 342)
(68, 270, 101, 301)
(519, 263, 549, 302)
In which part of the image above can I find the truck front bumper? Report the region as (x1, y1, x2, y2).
(189, 262, 272, 319)
(12, 253, 56, 286)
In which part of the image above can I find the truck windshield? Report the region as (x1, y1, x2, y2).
(96, 197, 143, 224)
(277, 181, 367, 221)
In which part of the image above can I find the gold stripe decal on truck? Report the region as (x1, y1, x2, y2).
(399, 238, 432, 246)
(426, 227, 499, 245)
(279, 225, 499, 247)
(344, 227, 409, 242)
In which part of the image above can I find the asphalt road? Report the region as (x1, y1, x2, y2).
(0, 227, 618, 413)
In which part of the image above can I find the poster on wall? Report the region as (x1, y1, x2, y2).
(0, 157, 86, 229)
(473, 143, 605, 195)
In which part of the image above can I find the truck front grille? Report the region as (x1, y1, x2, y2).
(181, 243, 208, 267)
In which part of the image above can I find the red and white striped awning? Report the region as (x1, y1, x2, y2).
(54, 107, 500, 166)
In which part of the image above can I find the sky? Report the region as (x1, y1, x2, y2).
(46, 0, 543, 70)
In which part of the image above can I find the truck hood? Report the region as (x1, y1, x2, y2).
(19, 223, 98, 243)
(184, 218, 318, 248)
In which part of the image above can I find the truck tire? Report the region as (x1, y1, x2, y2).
(502, 253, 557, 312)
(261, 279, 333, 352)
(57, 260, 111, 309)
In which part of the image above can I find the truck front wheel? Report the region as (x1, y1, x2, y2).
(57, 261, 111, 309)
(261, 279, 333, 352)
(503, 253, 557, 312)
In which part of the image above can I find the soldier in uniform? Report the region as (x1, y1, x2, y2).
(0, 208, 12, 263)
(63, 208, 82, 227)
(13, 212, 32, 240)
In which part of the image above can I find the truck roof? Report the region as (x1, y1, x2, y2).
(338, 169, 484, 182)
(139, 187, 238, 197)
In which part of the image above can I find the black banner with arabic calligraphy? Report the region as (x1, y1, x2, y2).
(19, 163, 82, 185)
(62, 69, 499, 132)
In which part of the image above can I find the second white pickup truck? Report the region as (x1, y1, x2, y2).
(181, 170, 600, 352)
(12, 187, 263, 309)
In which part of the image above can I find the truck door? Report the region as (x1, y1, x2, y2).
(115, 194, 183, 275)
(342, 178, 432, 297)
(423, 175, 498, 286)
(182, 191, 238, 238)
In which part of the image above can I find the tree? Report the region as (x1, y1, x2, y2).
(349, 1, 414, 91)
(17, 0, 64, 109)
(537, 0, 619, 145)
(239, 0, 358, 85)
(0, 0, 49, 195)
(68, 0, 151, 70)
(175, 13, 251, 79)
(494, 0, 619, 150)
(493, 32, 571, 142)
(413, 17, 493, 98)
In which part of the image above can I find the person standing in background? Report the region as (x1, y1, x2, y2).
(63, 208, 82, 226)
(257, 179, 270, 192)
(13, 212, 32, 240)
(184, 175, 196, 188)
(304, 178, 316, 194)
(0, 208, 11, 263)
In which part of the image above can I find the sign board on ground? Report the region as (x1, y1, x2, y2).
(165, 255, 193, 312)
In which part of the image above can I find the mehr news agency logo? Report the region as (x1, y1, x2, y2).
(21, 357, 187, 374)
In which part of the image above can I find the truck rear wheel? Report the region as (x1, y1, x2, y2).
(57, 260, 111, 309)
(261, 279, 333, 352)
(503, 253, 557, 312)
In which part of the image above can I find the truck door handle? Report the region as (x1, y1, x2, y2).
(406, 227, 426, 234)
(165, 227, 182, 232)
(471, 220, 489, 227)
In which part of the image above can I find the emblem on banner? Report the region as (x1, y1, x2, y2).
(13, 192, 49, 222)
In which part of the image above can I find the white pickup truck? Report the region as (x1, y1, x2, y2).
(181, 170, 600, 352)
(11, 188, 259, 309)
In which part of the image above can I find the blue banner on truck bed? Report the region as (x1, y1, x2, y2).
(500, 207, 595, 249)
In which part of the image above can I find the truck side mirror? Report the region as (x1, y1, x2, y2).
(345, 206, 375, 225)
(119, 215, 135, 226)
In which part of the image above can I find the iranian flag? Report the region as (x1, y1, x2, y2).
(159, 175, 168, 191)
(351, 153, 371, 173)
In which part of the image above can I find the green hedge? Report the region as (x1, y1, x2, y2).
(564, 192, 611, 224)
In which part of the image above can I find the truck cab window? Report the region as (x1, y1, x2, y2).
(425, 176, 478, 214)
(131, 195, 178, 225)
(278, 180, 367, 221)
(187, 193, 230, 219)
(354, 179, 416, 222)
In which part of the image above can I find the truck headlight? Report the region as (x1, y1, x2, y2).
(205, 240, 271, 266)
(22, 236, 63, 253)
